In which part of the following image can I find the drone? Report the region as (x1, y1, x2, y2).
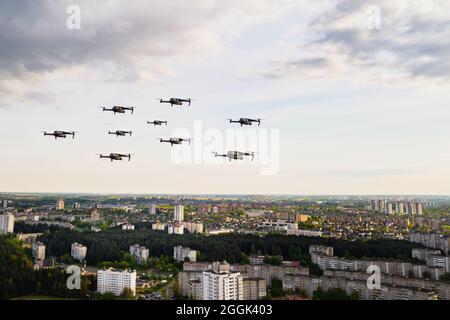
(213, 151, 255, 161)
(43, 131, 75, 139)
(159, 138, 191, 146)
(228, 118, 261, 126)
(160, 98, 191, 107)
(98, 153, 132, 162)
(147, 120, 168, 126)
(108, 130, 132, 137)
(102, 106, 134, 114)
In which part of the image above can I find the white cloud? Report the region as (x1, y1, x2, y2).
(263, 0, 450, 84)
(0, 0, 303, 102)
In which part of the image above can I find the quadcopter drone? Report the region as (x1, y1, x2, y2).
(108, 130, 132, 137)
(147, 120, 168, 126)
(159, 138, 191, 146)
(159, 98, 191, 107)
(213, 151, 255, 161)
(98, 153, 132, 162)
(102, 106, 134, 114)
(43, 131, 75, 139)
(228, 118, 261, 126)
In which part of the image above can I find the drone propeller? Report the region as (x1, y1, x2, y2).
(248, 151, 258, 161)
(212, 152, 226, 158)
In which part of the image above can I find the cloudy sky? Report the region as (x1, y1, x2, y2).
(1, 0, 450, 195)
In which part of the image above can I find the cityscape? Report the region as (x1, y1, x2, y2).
(1, 1, 450, 315)
(1, 194, 449, 301)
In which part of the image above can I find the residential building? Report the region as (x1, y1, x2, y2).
(202, 261, 243, 300)
(168, 223, 184, 235)
(183, 221, 204, 234)
(71, 242, 87, 262)
(409, 232, 449, 255)
(309, 245, 334, 257)
(152, 222, 166, 231)
(242, 277, 266, 300)
(97, 268, 137, 296)
(174, 245, 197, 262)
(56, 199, 64, 210)
(412, 248, 442, 261)
(122, 223, 135, 230)
(174, 205, 184, 222)
(32, 241, 46, 261)
(129, 244, 149, 265)
(91, 209, 100, 221)
(188, 279, 203, 300)
(0, 213, 14, 234)
(149, 204, 156, 215)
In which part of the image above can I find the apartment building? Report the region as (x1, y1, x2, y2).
(97, 268, 137, 296)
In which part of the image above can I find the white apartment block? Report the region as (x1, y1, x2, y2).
(0, 213, 14, 234)
(174, 205, 184, 222)
(409, 232, 449, 254)
(97, 268, 137, 296)
(286, 229, 323, 237)
(71, 242, 87, 262)
(168, 223, 184, 235)
(122, 223, 135, 230)
(129, 244, 149, 265)
(283, 273, 437, 300)
(425, 255, 450, 273)
(412, 248, 442, 261)
(148, 204, 156, 215)
(202, 261, 243, 300)
(310, 245, 446, 281)
(32, 241, 46, 261)
(183, 221, 204, 234)
(174, 245, 197, 262)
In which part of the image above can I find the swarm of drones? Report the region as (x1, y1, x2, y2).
(43, 98, 262, 163)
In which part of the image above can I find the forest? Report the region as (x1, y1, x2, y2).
(0, 235, 91, 299)
(37, 227, 422, 266)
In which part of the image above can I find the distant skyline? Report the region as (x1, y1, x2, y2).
(1, 1, 450, 194)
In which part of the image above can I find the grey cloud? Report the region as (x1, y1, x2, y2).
(0, 0, 293, 100)
(269, 0, 450, 82)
